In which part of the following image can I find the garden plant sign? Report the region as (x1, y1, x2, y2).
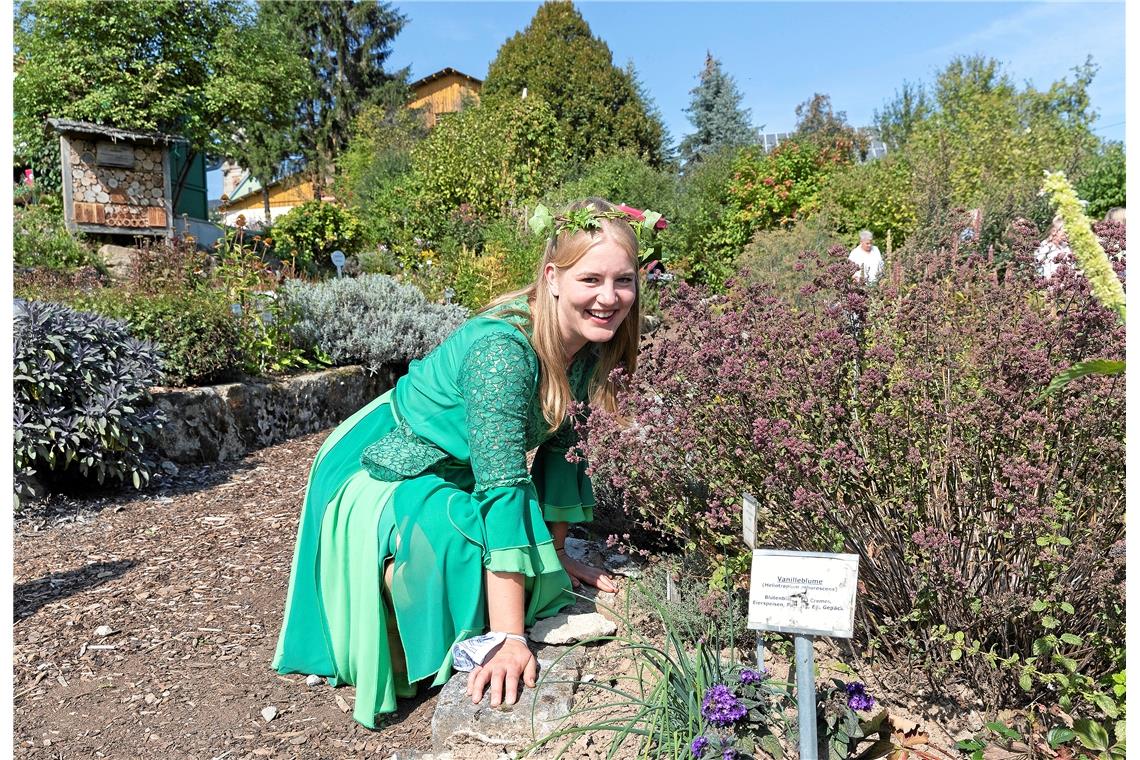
(748, 549, 860, 760)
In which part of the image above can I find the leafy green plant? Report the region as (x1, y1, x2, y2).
(547, 149, 679, 221)
(14, 203, 95, 270)
(69, 289, 242, 386)
(660, 145, 742, 289)
(954, 710, 1122, 760)
(272, 200, 366, 275)
(819, 153, 918, 246)
(210, 229, 320, 377)
(1072, 716, 1126, 760)
(14, 299, 166, 505)
(1074, 142, 1125, 219)
(410, 93, 570, 218)
(735, 215, 841, 304)
(527, 588, 789, 759)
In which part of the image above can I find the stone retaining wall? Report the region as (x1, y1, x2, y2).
(152, 365, 404, 464)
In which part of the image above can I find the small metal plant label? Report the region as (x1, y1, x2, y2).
(747, 550, 859, 638)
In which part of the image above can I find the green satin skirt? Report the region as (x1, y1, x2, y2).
(273, 390, 575, 728)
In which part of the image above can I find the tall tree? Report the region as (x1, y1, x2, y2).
(482, 1, 665, 167)
(678, 53, 759, 167)
(14, 0, 305, 194)
(873, 80, 932, 150)
(267, 0, 408, 196)
(792, 93, 869, 159)
(910, 55, 1100, 211)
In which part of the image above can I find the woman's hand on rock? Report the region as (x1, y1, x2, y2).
(560, 553, 619, 593)
(466, 638, 536, 707)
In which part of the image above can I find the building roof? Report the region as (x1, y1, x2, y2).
(409, 67, 483, 91)
(47, 118, 187, 145)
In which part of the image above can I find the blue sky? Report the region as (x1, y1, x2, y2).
(210, 1, 1126, 199)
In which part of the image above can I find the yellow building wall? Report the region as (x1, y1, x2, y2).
(409, 74, 481, 128)
(226, 177, 316, 213)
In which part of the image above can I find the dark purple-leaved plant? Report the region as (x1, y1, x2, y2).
(581, 229, 1124, 704)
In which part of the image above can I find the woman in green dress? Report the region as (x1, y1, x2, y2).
(274, 198, 642, 727)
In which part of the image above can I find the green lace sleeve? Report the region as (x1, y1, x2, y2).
(459, 328, 539, 491)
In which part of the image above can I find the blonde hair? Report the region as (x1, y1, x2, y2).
(481, 198, 640, 431)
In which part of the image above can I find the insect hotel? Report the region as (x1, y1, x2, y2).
(50, 118, 182, 238)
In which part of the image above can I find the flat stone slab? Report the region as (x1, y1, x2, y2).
(563, 537, 644, 579)
(529, 612, 616, 646)
(431, 657, 580, 754)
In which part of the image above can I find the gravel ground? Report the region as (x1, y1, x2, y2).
(14, 427, 972, 760)
(14, 430, 437, 760)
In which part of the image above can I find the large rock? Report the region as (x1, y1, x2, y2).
(431, 657, 580, 755)
(151, 364, 403, 463)
(529, 612, 616, 646)
(98, 244, 139, 280)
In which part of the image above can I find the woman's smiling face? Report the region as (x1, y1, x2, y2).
(545, 232, 637, 360)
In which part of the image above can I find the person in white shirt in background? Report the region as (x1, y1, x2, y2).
(1035, 216, 1071, 280)
(849, 230, 884, 285)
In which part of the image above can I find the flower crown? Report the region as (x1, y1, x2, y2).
(527, 202, 668, 262)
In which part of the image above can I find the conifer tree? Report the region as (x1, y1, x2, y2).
(678, 53, 759, 166)
(267, 0, 408, 195)
(483, 1, 664, 167)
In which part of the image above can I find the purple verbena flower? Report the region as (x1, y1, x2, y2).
(701, 684, 747, 726)
(690, 735, 709, 757)
(739, 668, 765, 685)
(845, 681, 876, 712)
(722, 748, 738, 760)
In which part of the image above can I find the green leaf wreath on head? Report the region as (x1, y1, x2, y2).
(527, 202, 668, 264)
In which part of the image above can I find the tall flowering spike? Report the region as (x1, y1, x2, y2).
(1042, 171, 1125, 322)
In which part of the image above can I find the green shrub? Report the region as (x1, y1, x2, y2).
(69, 290, 242, 386)
(726, 138, 850, 233)
(335, 99, 426, 211)
(664, 139, 849, 291)
(819, 154, 918, 245)
(660, 146, 741, 288)
(1075, 142, 1126, 220)
(735, 215, 842, 303)
(410, 94, 569, 218)
(281, 274, 468, 372)
(14, 299, 166, 505)
(548, 149, 679, 219)
(14, 203, 94, 269)
(273, 200, 366, 274)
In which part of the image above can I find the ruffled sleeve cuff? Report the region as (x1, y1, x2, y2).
(469, 481, 562, 577)
(532, 446, 595, 524)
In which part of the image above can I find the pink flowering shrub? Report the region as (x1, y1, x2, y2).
(581, 231, 1124, 705)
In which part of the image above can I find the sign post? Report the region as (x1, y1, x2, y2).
(741, 493, 762, 667)
(330, 249, 346, 278)
(746, 549, 859, 760)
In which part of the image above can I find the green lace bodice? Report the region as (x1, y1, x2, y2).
(361, 301, 596, 493)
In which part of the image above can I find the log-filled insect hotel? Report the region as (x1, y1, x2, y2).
(49, 118, 181, 238)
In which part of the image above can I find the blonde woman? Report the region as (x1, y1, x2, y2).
(275, 198, 644, 726)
